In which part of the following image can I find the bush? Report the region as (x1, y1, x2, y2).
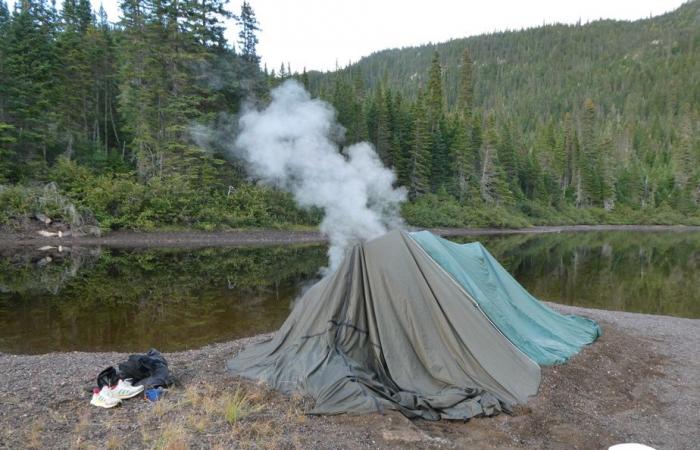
(0, 183, 95, 230)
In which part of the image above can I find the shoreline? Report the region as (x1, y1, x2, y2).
(1, 304, 698, 449)
(1, 224, 699, 249)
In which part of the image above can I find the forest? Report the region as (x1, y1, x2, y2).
(1, 0, 699, 231)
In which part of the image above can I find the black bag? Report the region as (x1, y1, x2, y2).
(96, 366, 120, 389)
(117, 348, 173, 389)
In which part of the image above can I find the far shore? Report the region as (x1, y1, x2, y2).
(2, 224, 700, 249)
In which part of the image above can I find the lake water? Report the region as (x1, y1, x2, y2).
(1, 231, 698, 354)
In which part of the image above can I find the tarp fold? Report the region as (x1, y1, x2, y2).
(228, 230, 541, 419)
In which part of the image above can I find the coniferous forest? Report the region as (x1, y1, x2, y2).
(1, 0, 699, 231)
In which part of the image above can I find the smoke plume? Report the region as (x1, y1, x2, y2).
(232, 80, 406, 271)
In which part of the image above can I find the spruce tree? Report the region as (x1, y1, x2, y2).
(479, 115, 512, 205)
(237, 1, 260, 64)
(457, 48, 473, 118)
(426, 51, 444, 131)
(579, 98, 600, 206)
(0, 0, 10, 119)
(496, 121, 519, 194)
(451, 116, 475, 202)
(2, 0, 59, 176)
(373, 85, 391, 164)
(56, 0, 97, 159)
(186, 0, 232, 49)
(408, 94, 431, 198)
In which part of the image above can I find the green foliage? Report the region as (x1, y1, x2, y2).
(1, 1, 698, 230)
(402, 193, 531, 228)
(0, 183, 92, 229)
(308, 2, 700, 224)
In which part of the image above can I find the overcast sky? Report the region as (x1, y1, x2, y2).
(6, 0, 688, 72)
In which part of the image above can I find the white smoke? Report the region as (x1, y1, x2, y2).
(233, 80, 406, 271)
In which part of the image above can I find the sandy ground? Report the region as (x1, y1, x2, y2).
(0, 304, 697, 450)
(1, 224, 700, 249)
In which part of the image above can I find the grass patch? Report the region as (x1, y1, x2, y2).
(26, 419, 44, 449)
(224, 387, 263, 424)
(152, 423, 189, 450)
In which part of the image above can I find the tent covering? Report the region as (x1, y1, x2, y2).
(410, 231, 601, 365)
(228, 230, 597, 419)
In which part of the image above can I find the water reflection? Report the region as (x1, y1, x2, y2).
(0, 231, 698, 354)
(0, 245, 325, 354)
(453, 231, 700, 319)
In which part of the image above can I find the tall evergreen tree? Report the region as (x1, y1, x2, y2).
(479, 115, 512, 205)
(408, 94, 431, 198)
(426, 51, 444, 131)
(237, 1, 259, 64)
(186, 0, 232, 48)
(579, 98, 601, 206)
(373, 85, 391, 164)
(450, 116, 476, 201)
(56, 0, 97, 158)
(1, 0, 59, 177)
(457, 48, 473, 119)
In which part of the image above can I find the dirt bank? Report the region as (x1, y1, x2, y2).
(2, 224, 699, 249)
(0, 304, 697, 450)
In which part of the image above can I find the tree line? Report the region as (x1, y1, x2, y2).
(1, 0, 698, 230)
(310, 1, 700, 223)
(0, 0, 324, 230)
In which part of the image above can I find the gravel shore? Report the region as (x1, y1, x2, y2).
(0, 304, 697, 449)
(2, 224, 700, 249)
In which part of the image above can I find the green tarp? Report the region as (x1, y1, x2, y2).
(410, 231, 601, 365)
(228, 230, 541, 420)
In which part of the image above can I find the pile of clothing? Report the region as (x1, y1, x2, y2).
(90, 349, 173, 409)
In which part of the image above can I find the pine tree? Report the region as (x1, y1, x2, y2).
(457, 48, 473, 119)
(479, 115, 512, 205)
(408, 94, 431, 198)
(0, 0, 10, 118)
(496, 121, 519, 194)
(598, 128, 616, 210)
(93, 6, 121, 156)
(278, 62, 286, 78)
(0, 0, 14, 182)
(56, 0, 97, 159)
(373, 85, 391, 164)
(562, 112, 577, 198)
(579, 98, 600, 206)
(391, 92, 412, 185)
(118, 0, 158, 179)
(451, 116, 476, 202)
(426, 51, 444, 132)
(237, 1, 260, 64)
(1, 0, 59, 177)
(185, 0, 232, 49)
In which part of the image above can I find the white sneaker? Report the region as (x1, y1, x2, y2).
(90, 386, 121, 408)
(109, 379, 144, 399)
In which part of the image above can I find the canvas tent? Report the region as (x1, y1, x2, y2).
(410, 231, 601, 365)
(228, 230, 598, 419)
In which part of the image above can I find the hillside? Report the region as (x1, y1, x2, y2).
(311, 1, 699, 128)
(304, 1, 700, 226)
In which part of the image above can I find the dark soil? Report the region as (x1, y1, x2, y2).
(0, 304, 697, 450)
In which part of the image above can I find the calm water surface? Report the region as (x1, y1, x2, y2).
(1, 231, 698, 354)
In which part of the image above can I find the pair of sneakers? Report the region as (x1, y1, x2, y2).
(90, 379, 144, 408)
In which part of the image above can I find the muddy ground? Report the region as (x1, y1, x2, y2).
(0, 304, 697, 450)
(2, 224, 700, 249)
